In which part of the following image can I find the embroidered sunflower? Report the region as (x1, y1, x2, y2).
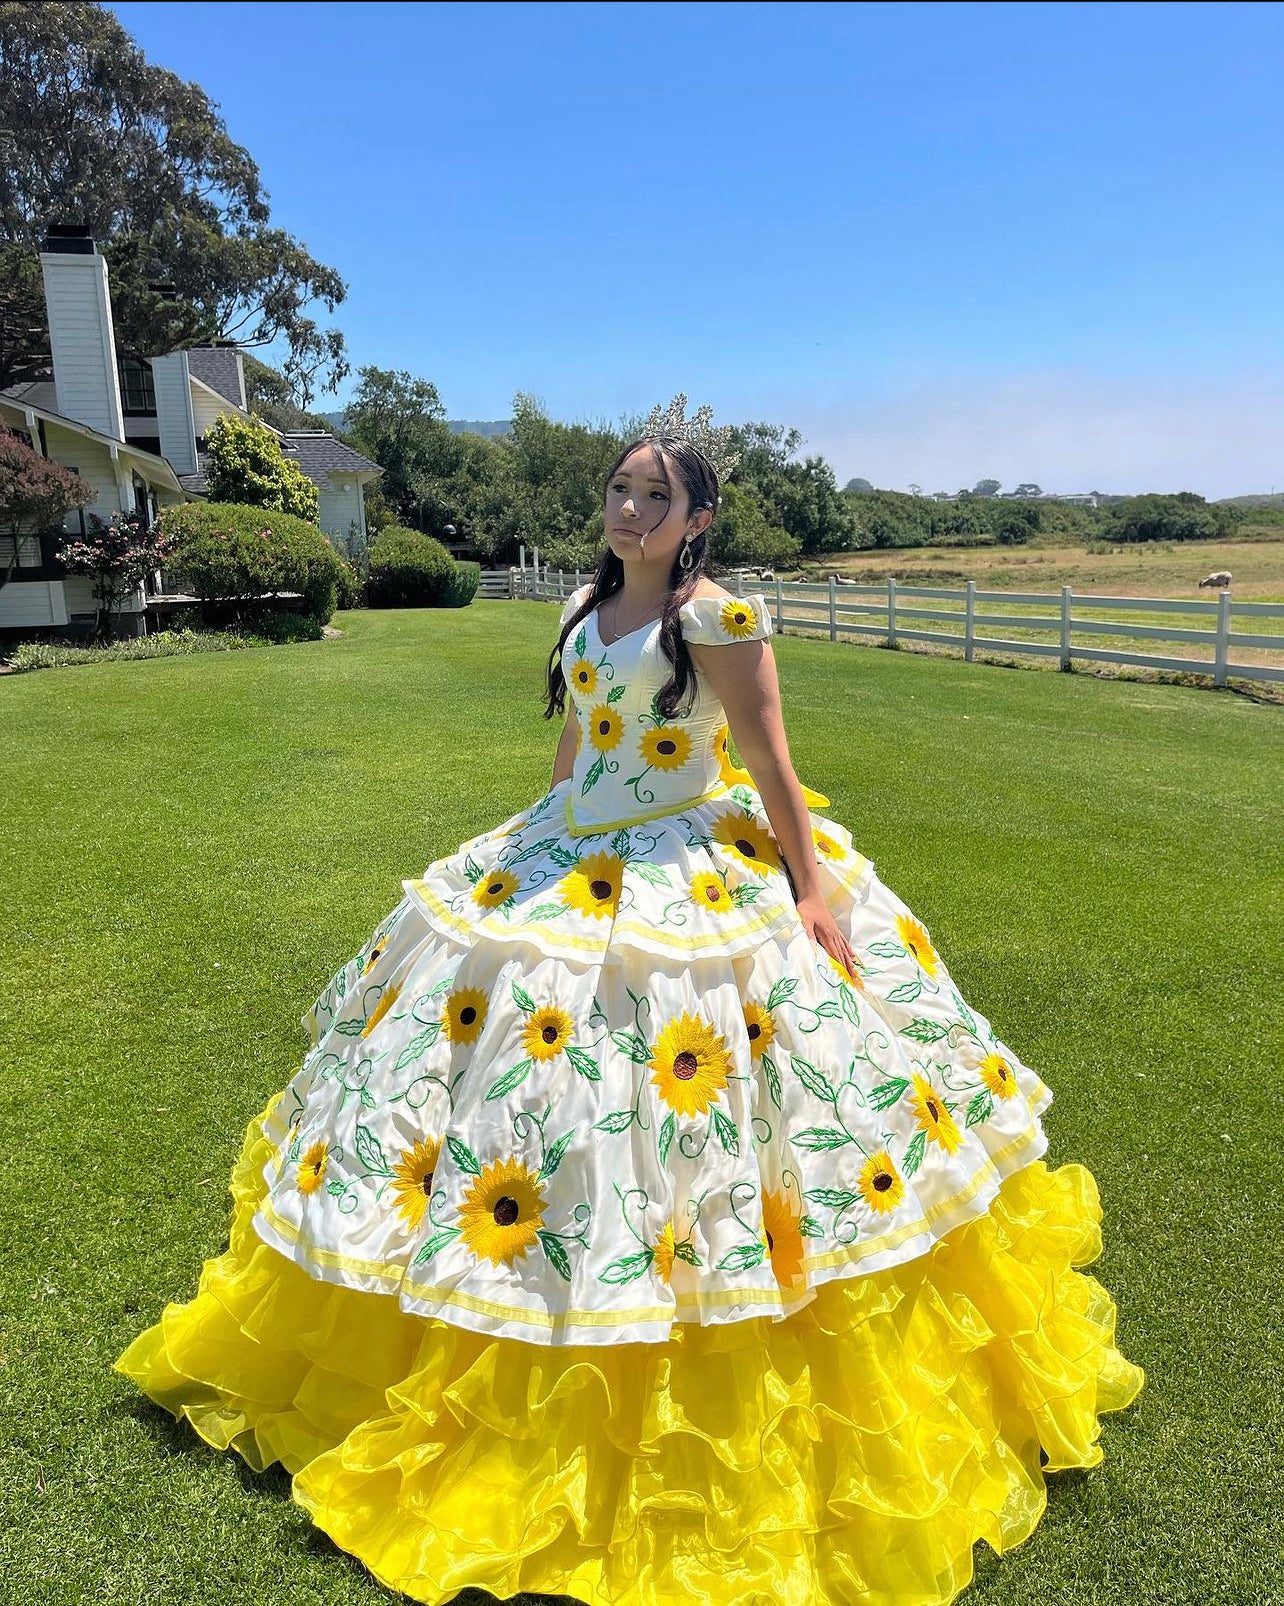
(361, 983, 401, 1038)
(650, 1012, 734, 1118)
(761, 1188, 806, 1286)
(910, 1074, 963, 1153)
(458, 1156, 547, 1266)
(390, 1136, 442, 1230)
(522, 1003, 575, 1062)
(443, 986, 488, 1044)
(713, 722, 739, 785)
(689, 869, 735, 913)
(743, 1000, 777, 1059)
(587, 704, 624, 751)
(858, 1150, 905, 1214)
(711, 809, 783, 874)
(812, 829, 846, 862)
(360, 936, 390, 974)
(561, 850, 625, 919)
(640, 725, 692, 770)
(719, 598, 759, 639)
(897, 914, 940, 977)
(569, 658, 598, 697)
(653, 1222, 677, 1284)
(296, 1140, 329, 1195)
(979, 1052, 1018, 1100)
(473, 868, 520, 909)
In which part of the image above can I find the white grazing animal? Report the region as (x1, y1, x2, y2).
(1198, 571, 1232, 589)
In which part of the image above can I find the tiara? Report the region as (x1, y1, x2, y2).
(641, 393, 740, 484)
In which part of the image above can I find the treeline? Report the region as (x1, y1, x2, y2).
(298, 365, 1250, 567)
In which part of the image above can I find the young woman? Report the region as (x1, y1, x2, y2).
(116, 421, 1143, 1605)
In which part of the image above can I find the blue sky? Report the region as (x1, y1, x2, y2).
(109, 1, 1284, 497)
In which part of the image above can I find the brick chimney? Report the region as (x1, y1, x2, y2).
(38, 225, 125, 441)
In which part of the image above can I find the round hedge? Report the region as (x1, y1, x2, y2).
(157, 502, 344, 623)
(366, 526, 456, 607)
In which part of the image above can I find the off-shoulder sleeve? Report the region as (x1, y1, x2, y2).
(677, 591, 773, 645)
(559, 583, 592, 629)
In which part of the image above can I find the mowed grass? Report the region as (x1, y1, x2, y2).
(2, 604, 1281, 1606)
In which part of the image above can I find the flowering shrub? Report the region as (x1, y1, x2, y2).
(57, 512, 177, 637)
(156, 502, 344, 623)
(204, 414, 320, 521)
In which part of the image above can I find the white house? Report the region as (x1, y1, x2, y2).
(0, 225, 381, 635)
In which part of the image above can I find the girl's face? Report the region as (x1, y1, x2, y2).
(604, 445, 710, 567)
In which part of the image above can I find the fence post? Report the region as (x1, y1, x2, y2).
(1060, 586, 1073, 671)
(575, 567, 582, 590)
(887, 577, 897, 648)
(1214, 589, 1231, 686)
(829, 573, 837, 641)
(775, 575, 784, 631)
(964, 580, 975, 662)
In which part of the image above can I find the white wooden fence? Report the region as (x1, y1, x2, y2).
(489, 552, 1284, 688)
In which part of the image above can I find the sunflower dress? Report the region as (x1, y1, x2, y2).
(115, 586, 1143, 1605)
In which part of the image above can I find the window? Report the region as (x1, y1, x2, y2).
(119, 358, 156, 414)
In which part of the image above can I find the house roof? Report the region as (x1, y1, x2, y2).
(185, 347, 245, 408)
(0, 392, 185, 494)
(278, 432, 382, 485)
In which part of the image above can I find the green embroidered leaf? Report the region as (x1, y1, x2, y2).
(464, 853, 483, 884)
(594, 1109, 636, 1135)
(326, 1179, 348, 1198)
(523, 901, 566, 923)
(539, 1231, 573, 1281)
(732, 883, 763, 907)
(952, 992, 978, 1034)
(716, 1241, 766, 1273)
(539, 1130, 575, 1180)
(412, 1228, 459, 1266)
(791, 1053, 837, 1105)
(792, 1127, 854, 1152)
(730, 785, 756, 809)
(631, 861, 673, 887)
(813, 1000, 843, 1020)
(395, 1027, 440, 1072)
(658, 1111, 676, 1165)
(611, 828, 631, 859)
(601, 1248, 655, 1285)
(712, 1108, 740, 1156)
(611, 1028, 652, 1064)
(799, 1214, 825, 1238)
(574, 625, 587, 656)
(674, 1239, 700, 1266)
(549, 845, 580, 869)
(901, 1017, 950, 1044)
(565, 1045, 601, 1082)
(359, 1087, 376, 1109)
(333, 1019, 365, 1037)
(762, 1053, 783, 1110)
(966, 1090, 995, 1128)
(650, 691, 664, 721)
(838, 986, 862, 1026)
(354, 1123, 392, 1177)
(868, 940, 906, 958)
(902, 1130, 927, 1177)
(885, 977, 924, 1004)
(805, 1187, 861, 1209)
(511, 980, 536, 1013)
(446, 1136, 482, 1176)
(765, 977, 798, 1012)
(869, 1077, 910, 1111)
(581, 754, 605, 794)
(485, 1057, 533, 1101)
(606, 683, 627, 703)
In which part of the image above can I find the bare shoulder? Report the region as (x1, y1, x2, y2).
(687, 579, 737, 602)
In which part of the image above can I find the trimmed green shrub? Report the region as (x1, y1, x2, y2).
(157, 501, 344, 623)
(334, 554, 365, 610)
(366, 526, 455, 607)
(438, 561, 480, 608)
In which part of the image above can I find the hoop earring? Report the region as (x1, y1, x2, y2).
(679, 536, 694, 572)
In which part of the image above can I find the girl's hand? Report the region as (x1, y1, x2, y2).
(794, 891, 860, 982)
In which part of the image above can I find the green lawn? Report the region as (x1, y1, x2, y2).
(3, 604, 1281, 1605)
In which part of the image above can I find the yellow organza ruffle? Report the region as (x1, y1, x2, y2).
(114, 1095, 1144, 1606)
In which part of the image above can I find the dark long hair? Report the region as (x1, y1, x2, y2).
(544, 437, 723, 722)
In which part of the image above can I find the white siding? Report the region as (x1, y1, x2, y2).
(317, 476, 365, 543)
(149, 352, 199, 474)
(39, 251, 126, 440)
(0, 580, 69, 629)
(191, 383, 238, 442)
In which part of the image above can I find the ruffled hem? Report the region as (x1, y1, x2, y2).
(115, 1094, 1143, 1606)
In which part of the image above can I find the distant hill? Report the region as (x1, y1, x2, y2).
(1216, 493, 1284, 509)
(317, 411, 511, 439)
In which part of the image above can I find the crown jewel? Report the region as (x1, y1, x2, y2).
(641, 393, 740, 484)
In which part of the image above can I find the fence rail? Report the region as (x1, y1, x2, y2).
(487, 558, 1284, 687)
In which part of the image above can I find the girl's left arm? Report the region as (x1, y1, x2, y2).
(688, 639, 859, 974)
